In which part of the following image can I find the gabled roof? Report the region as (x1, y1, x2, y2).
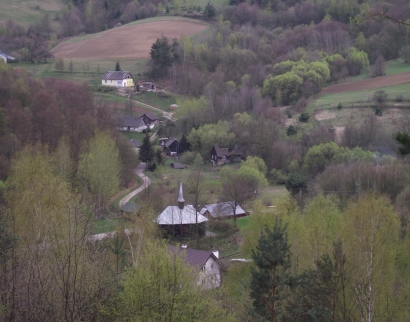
(156, 205, 208, 225)
(141, 112, 159, 121)
(168, 246, 218, 270)
(102, 71, 133, 80)
(212, 145, 229, 157)
(165, 137, 179, 148)
(228, 145, 244, 156)
(204, 202, 246, 218)
(118, 116, 146, 128)
(128, 138, 141, 148)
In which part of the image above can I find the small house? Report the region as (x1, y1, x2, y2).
(141, 81, 156, 91)
(140, 112, 159, 129)
(202, 202, 246, 220)
(168, 245, 221, 289)
(210, 145, 229, 166)
(117, 116, 147, 132)
(102, 71, 134, 87)
(210, 145, 244, 166)
(164, 138, 180, 155)
(128, 138, 141, 148)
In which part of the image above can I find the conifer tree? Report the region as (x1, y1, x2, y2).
(250, 218, 293, 322)
(138, 134, 154, 164)
(115, 60, 121, 71)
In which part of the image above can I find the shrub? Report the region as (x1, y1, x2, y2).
(337, 102, 343, 110)
(286, 109, 292, 118)
(374, 107, 383, 116)
(299, 112, 310, 122)
(270, 168, 288, 184)
(396, 94, 404, 102)
(286, 125, 297, 136)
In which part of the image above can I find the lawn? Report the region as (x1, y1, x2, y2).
(93, 218, 123, 234)
(135, 91, 178, 111)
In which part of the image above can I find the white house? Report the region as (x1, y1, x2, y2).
(102, 71, 134, 87)
(117, 116, 147, 132)
(168, 245, 221, 289)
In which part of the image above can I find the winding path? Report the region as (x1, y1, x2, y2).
(119, 162, 151, 207)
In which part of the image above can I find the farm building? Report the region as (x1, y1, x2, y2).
(102, 71, 134, 87)
(155, 183, 208, 237)
(141, 112, 159, 129)
(202, 202, 246, 219)
(210, 145, 244, 166)
(168, 245, 221, 289)
(117, 116, 147, 132)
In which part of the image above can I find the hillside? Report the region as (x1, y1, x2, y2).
(52, 17, 209, 60)
(0, 0, 63, 26)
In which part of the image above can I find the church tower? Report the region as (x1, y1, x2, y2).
(178, 182, 185, 210)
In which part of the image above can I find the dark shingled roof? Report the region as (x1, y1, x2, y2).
(171, 162, 186, 169)
(213, 145, 229, 157)
(118, 117, 146, 128)
(102, 71, 133, 80)
(165, 138, 179, 148)
(168, 246, 217, 270)
(141, 112, 159, 121)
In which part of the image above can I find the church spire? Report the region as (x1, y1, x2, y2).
(178, 182, 185, 210)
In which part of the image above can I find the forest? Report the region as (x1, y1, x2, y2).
(2, 0, 410, 320)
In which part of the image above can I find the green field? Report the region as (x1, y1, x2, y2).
(315, 83, 410, 110)
(0, 0, 63, 26)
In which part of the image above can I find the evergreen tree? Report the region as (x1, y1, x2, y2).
(179, 133, 191, 153)
(204, 2, 216, 19)
(115, 60, 121, 71)
(139, 134, 154, 164)
(155, 148, 163, 165)
(250, 218, 293, 322)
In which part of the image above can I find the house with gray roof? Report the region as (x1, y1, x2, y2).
(202, 202, 246, 219)
(102, 71, 134, 87)
(156, 183, 208, 237)
(117, 116, 147, 132)
(168, 245, 221, 288)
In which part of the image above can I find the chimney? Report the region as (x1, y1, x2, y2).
(212, 250, 219, 259)
(178, 182, 185, 210)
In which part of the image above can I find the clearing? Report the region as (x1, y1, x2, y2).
(321, 72, 410, 95)
(52, 17, 209, 60)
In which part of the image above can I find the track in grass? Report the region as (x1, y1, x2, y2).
(52, 17, 209, 60)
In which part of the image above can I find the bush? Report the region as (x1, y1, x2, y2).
(286, 109, 292, 118)
(179, 151, 196, 164)
(286, 125, 297, 136)
(374, 107, 383, 116)
(396, 94, 404, 102)
(337, 102, 343, 110)
(270, 168, 288, 184)
(208, 220, 238, 235)
(299, 112, 310, 122)
(285, 173, 307, 194)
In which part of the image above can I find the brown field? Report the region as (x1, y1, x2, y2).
(52, 18, 209, 60)
(322, 72, 410, 95)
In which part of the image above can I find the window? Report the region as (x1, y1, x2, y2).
(104, 80, 107, 83)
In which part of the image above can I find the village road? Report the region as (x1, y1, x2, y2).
(119, 162, 151, 207)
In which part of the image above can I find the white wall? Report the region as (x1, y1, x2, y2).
(197, 257, 221, 289)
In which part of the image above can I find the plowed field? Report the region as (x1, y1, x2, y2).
(321, 72, 410, 95)
(52, 18, 209, 60)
